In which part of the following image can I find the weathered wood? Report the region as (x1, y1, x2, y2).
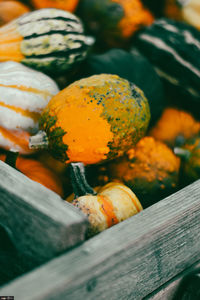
(145, 260, 200, 300)
(1, 179, 200, 299)
(0, 160, 88, 265)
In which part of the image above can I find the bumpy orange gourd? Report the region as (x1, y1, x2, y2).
(0, 154, 64, 197)
(149, 108, 200, 148)
(31, 0, 79, 12)
(70, 182, 143, 236)
(0, 1, 30, 26)
(30, 74, 150, 165)
(107, 136, 181, 207)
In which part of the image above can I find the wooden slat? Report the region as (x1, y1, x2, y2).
(1, 179, 200, 299)
(0, 160, 88, 266)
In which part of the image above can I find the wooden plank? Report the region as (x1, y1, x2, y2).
(0, 160, 88, 266)
(1, 179, 200, 299)
(144, 260, 200, 300)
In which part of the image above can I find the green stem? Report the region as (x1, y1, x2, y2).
(5, 151, 19, 169)
(29, 130, 49, 150)
(70, 162, 97, 199)
(174, 147, 191, 161)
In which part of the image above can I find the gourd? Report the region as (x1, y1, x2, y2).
(31, 0, 79, 13)
(134, 18, 200, 111)
(29, 74, 150, 165)
(0, 1, 30, 26)
(0, 152, 64, 197)
(149, 107, 200, 147)
(70, 181, 143, 236)
(0, 61, 59, 154)
(0, 8, 94, 75)
(174, 136, 200, 184)
(77, 48, 165, 126)
(77, 0, 154, 47)
(107, 137, 181, 208)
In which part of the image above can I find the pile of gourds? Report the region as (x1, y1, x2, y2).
(0, 0, 200, 237)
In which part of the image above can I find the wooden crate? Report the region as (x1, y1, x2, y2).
(0, 158, 200, 299)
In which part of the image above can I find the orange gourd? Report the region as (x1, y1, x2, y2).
(31, 0, 79, 13)
(69, 182, 143, 236)
(0, 153, 64, 198)
(0, 1, 30, 26)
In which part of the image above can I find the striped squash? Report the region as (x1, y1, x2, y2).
(0, 61, 59, 154)
(71, 182, 143, 236)
(0, 8, 94, 74)
(134, 18, 200, 106)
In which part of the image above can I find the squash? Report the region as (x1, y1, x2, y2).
(77, 0, 154, 47)
(164, 0, 183, 20)
(0, 1, 30, 26)
(31, 0, 79, 13)
(149, 107, 200, 148)
(77, 48, 165, 126)
(107, 136, 181, 208)
(29, 74, 150, 165)
(174, 136, 200, 184)
(0, 61, 59, 154)
(70, 181, 143, 236)
(0, 152, 64, 197)
(0, 8, 94, 75)
(134, 18, 200, 110)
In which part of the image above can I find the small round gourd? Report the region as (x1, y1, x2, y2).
(0, 8, 94, 75)
(77, 0, 154, 46)
(0, 61, 59, 154)
(29, 74, 150, 165)
(31, 0, 79, 13)
(0, 1, 30, 26)
(107, 136, 181, 207)
(71, 182, 143, 236)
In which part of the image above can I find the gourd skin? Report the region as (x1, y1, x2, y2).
(149, 108, 200, 147)
(0, 1, 30, 26)
(0, 9, 94, 74)
(0, 61, 59, 153)
(31, 0, 79, 13)
(107, 137, 181, 207)
(71, 182, 143, 236)
(39, 74, 150, 165)
(78, 0, 154, 46)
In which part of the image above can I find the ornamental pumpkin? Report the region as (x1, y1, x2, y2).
(31, 0, 79, 13)
(0, 152, 64, 197)
(0, 8, 94, 75)
(70, 181, 143, 236)
(29, 74, 150, 165)
(0, 61, 59, 154)
(77, 0, 154, 47)
(107, 137, 181, 208)
(0, 1, 30, 26)
(174, 136, 200, 184)
(149, 108, 200, 148)
(134, 18, 200, 108)
(77, 48, 165, 126)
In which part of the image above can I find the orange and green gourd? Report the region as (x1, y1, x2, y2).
(174, 135, 200, 184)
(0, 1, 30, 26)
(0, 8, 94, 74)
(78, 0, 154, 46)
(107, 136, 181, 208)
(70, 181, 143, 236)
(149, 107, 200, 148)
(31, 0, 79, 13)
(29, 74, 150, 165)
(0, 61, 59, 154)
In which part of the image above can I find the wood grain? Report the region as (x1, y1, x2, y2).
(1, 179, 200, 299)
(0, 160, 88, 266)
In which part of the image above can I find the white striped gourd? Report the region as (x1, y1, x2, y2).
(134, 18, 200, 106)
(0, 8, 94, 75)
(0, 61, 59, 154)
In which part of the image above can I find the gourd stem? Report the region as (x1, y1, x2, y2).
(5, 150, 19, 169)
(174, 147, 191, 160)
(70, 162, 97, 199)
(29, 130, 49, 149)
